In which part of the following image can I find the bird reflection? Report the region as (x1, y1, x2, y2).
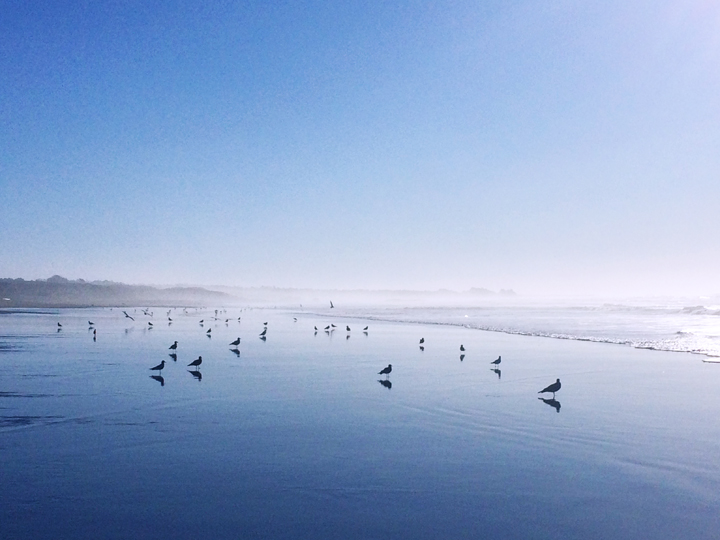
(150, 375, 165, 386)
(259, 335, 267, 341)
(491, 368, 501, 379)
(538, 397, 561, 413)
(460, 354, 465, 361)
(378, 379, 392, 390)
(169, 353, 177, 361)
(346, 334, 350, 340)
(419, 346, 424, 352)
(188, 370, 202, 381)
(229, 348, 240, 356)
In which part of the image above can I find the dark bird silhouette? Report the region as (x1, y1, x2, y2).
(206, 328, 212, 334)
(330, 301, 334, 308)
(378, 379, 392, 390)
(293, 318, 297, 322)
(259, 328, 267, 337)
(150, 360, 165, 372)
(324, 325, 330, 330)
(88, 321, 94, 326)
(169, 341, 178, 350)
(230, 337, 241, 346)
(188, 356, 202, 369)
(150, 375, 165, 386)
(539, 397, 561, 412)
(263, 322, 268, 326)
(148, 322, 153, 327)
(199, 319, 204, 324)
(331, 324, 336, 328)
(363, 326, 368, 331)
(314, 326, 318, 331)
(57, 322, 62, 327)
(419, 337, 424, 344)
(346, 326, 351, 331)
(539, 379, 561, 398)
(491, 356, 501, 366)
(123, 311, 134, 321)
(378, 364, 392, 377)
(460, 344, 465, 352)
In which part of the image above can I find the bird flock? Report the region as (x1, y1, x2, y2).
(56, 306, 562, 403)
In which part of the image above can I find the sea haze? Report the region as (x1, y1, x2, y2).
(1, 307, 720, 539)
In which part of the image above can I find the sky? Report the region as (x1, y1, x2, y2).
(1, 0, 719, 297)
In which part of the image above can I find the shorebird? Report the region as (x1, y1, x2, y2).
(169, 341, 178, 351)
(490, 356, 501, 366)
(188, 356, 202, 369)
(324, 326, 330, 331)
(230, 337, 241, 346)
(419, 338, 424, 344)
(378, 364, 392, 376)
(150, 360, 165, 372)
(206, 328, 212, 334)
(539, 379, 561, 398)
(123, 311, 134, 321)
(259, 328, 267, 337)
(88, 321, 94, 326)
(314, 326, 318, 331)
(346, 326, 351, 332)
(363, 326, 368, 331)
(148, 322, 153, 327)
(460, 345, 465, 352)
(263, 322, 268, 326)
(293, 318, 297, 322)
(57, 322, 62, 327)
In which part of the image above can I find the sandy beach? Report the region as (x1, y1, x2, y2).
(1, 307, 719, 539)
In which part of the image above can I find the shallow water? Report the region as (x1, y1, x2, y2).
(1, 307, 720, 539)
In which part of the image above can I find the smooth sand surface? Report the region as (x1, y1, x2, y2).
(1, 307, 720, 539)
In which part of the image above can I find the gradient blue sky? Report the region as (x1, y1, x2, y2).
(1, 0, 719, 296)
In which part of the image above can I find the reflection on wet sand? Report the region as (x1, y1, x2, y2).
(538, 397, 561, 413)
(188, 370, 202, 381)
(150, 375, 165, 386)
(378, 379, 392, 390)
(491, 368, 501, 379)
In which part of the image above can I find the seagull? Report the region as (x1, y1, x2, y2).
(123, 311, 134, 321)
(88, 321, 94, 326)
(169, 341, 178, 351)
(259, 328, 267, 337)
(419, 338, 424, 344)
(199, 319, 204, 324)
(263, 322, 268, 326)
(363, 326, 368, 331)
(490, 356, 501, 366)
(314, 326, 318, 331)
(324, 326, 330, 331)
(148, 322, 153, 327)
(188, 356, 203, 369)
(293, 318, 297, 322)
(150, 360, 165, 372)
(378, 364, 392, 376)
(331, 324, 336, 328)
(57, 322, 62, 327)
(460, 345, 465, 352)
(346, 326, 351, 332)
(206, 328, 212, 334)
(539, 379, 561, 398)
(230, 337, 241, 346)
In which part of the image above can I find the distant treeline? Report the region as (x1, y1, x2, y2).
(0, 276, 234, 308)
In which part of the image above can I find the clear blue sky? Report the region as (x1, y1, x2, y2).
(1, 0, 718, 296)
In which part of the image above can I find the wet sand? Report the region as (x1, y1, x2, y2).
(1, 308, 720, 539)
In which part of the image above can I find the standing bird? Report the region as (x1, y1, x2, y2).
(169, 341, 178, 351)
(123, 311, 135, 321)
(148, 322, 153, 327)
(346, 326, 351, 332)
(259, 328, 267, 337)
(88, 321, 94, 326)
(363, 326, 368, 331)
(419, 338, 424, 344)
(230, 337, 241, 346)
(188, 356, 203, 369)
(491, 356, 501, 366)
(538, 379, 562, 398)
(206, 328, 212, 334)
(57, 322, 62, 328)
(150, 360, 165, 372)
(378, 364, 392, 377)
(460, 345, 465, 352)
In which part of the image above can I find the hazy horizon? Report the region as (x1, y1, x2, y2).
(2, 1, 718, 297)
